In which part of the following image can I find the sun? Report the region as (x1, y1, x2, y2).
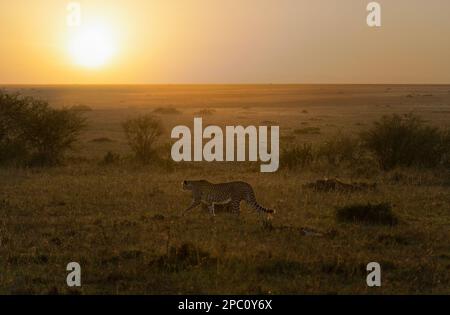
(68, 23, 116, 68)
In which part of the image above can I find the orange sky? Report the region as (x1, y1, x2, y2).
(1, 0, 449, 84)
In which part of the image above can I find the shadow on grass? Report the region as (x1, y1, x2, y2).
(336, 202, 398, 226)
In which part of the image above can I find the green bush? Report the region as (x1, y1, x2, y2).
(122, 114, 163, 164)
(361, 114, 449, 170)
(0, 92, 85, 166)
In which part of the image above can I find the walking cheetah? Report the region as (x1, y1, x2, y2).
(181, 180, 275, 218)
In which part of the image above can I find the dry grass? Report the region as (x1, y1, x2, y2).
(0, 85, 449, 294)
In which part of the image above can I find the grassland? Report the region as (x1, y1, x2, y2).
(0, 85, 449, 294)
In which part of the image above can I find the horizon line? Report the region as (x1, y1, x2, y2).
(1, 83, 450, 86)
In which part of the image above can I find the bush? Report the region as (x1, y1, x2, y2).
(317, 134, 361, 166)
(122, 114, 163, 164)
(280, 144, 314, 169)
(0, 93, 27, 163)
(0, 92, 86, 166)
(361, 114, 449, 170)
(336, 203, 398, 226)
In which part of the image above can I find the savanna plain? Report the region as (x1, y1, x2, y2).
(0, 85, 449, 294)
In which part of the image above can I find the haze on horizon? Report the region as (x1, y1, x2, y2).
(1, 0, 450, 85)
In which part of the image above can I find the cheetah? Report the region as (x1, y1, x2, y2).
(181, 180, 275, 218)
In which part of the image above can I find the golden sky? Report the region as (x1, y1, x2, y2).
(1, 0, 449, 84)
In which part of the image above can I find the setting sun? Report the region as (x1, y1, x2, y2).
(68, 23, 116, 68)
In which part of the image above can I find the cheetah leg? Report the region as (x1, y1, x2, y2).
(182, 201, 200, 215)
(208, 203, 216, 216)
(231, 200, 241, 216)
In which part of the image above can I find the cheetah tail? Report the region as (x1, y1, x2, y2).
(248, 200, 276, 215)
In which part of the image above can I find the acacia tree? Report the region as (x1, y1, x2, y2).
(22, 104, 86, 165)
(0, 91, 86, 166)
(122, 114, 163, 164)
(0, 92, 28, 163)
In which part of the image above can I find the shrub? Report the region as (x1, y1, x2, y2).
(0, 92, 86, 166)
(280, 143, 314, 169)
(336, 202, 398, 226)
(23, 107, 86, 166)
(0, 93, 27, 163)
(122, 114, 163, 164)
(0, 140, 27, 165)
(361, 114, 449, 170)
(317, 134, 361, 166)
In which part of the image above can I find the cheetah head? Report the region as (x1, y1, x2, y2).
(182, 180, 193, 190)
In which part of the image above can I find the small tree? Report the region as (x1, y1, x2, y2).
(122, 115, 163, 164)
(23, 105, 86, 165)
(0, 92, 85, 166)
(0, 93, 28, 163)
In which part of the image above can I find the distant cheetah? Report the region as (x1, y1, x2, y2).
(181, 180, 275, 218)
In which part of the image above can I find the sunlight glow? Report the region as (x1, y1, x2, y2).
(68, 23, 116, 68)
